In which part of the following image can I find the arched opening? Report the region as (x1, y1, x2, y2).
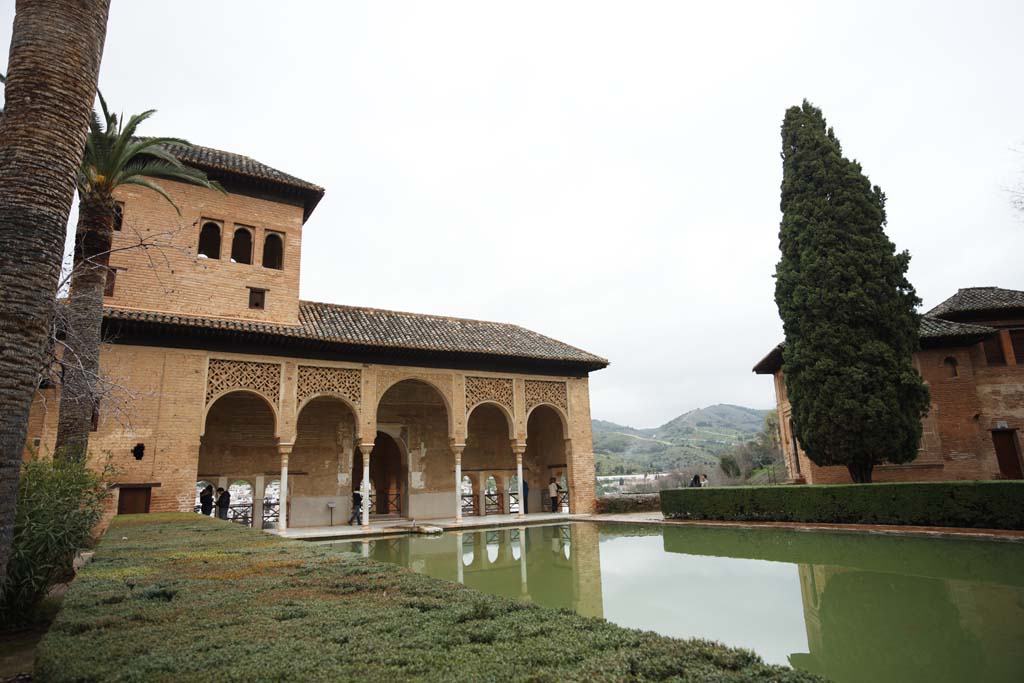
(197, 221, 221, 259)
(228, 480, 254, 526)
(511, 528, 522, 560)
(354, 431, 406, 516)
(465, 403, 514, 516)
(199, 391, 277, 523)
(462, 533, 475, 566)
(508, 475, 521, 513)
(486, 530, 500, 563)
(460, 475, 477, 516)
(231, 227, 253, 264)
(262, 232, 284, 269)
(525, 405, 568, 513)
(263, 479, 280, 528)
(943, 357, 959, 378)
(376, 379, 450, 520)
(293, 396, 357, 526)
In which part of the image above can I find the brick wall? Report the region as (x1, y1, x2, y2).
(773, 337, 1021, 484)
(108, 179, 304, 325)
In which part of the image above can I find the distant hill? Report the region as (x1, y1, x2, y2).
(592, 404, 770, 476)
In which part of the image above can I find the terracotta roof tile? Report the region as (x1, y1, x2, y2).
(927, 287, 1024, 317)
(104, 301, 608, 369)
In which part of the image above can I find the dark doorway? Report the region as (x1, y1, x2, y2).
(117, 487, 152, 515)
(992, 431, 1023, 480)
(353, 432, 405, 515)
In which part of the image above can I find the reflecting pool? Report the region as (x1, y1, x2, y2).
(323, 523, 1024, 683)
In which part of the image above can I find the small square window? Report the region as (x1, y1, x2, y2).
(113, 202, 124, 231)
(248, 289, 266, 310)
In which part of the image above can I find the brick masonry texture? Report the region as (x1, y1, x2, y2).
(27, 171, 602, 522)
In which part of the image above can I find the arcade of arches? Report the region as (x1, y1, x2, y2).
(187, 361, 596, 529)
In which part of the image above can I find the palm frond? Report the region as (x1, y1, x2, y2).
(118, 177, 181, 215)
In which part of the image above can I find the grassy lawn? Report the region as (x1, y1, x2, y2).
(36, 514, 823, 682)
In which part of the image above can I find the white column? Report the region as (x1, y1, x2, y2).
(253, 474, 265, 529)
(519, 527, 528, 596)
(360, 443, 373, 530)
(277, 446, 291, 532)
(456, 531, 465, 584)
(452, 444, 464, 524)
(515, 448, 525, 519)
(361, 539, 370, 558)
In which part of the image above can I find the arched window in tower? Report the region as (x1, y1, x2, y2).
(262, 232, 284, 270)
(231, 227, 253, 264)
(943, 356, 959, 378)
(197, 221, 221, 259)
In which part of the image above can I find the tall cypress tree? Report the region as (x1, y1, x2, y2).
(775, 100, 930, 483)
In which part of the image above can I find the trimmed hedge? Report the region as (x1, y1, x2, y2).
(37, 514, 824, 682)
(660, 481, 1024, 529)
(594, 493, 661, 514)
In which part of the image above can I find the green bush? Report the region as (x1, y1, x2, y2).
(594, 493, 661, 514)
(37, 514, 824, 682)
(1, 454, 113, 626)
(660, 481, 1024, 529)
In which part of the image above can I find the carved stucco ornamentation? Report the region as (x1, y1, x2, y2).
(297, 365, 362, 408)
(525, 379, 568, 414)
(206, 358, 281, 406)
(465, 375, 515, 415)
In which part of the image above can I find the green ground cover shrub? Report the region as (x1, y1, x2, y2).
(1, 455, 112, 627)
(36, 514, 824, 682)
(594, 493, 661, 514)
(660, 481, 1024, 529)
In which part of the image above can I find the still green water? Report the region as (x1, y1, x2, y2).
(324, 523, 1024, 683)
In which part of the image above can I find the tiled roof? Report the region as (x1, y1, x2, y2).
(918, 316, 995, 339)
(926, 287, 1024, 317)
(104, 301, 608, 370)
(752, 316, 995, 374)
(154, 142, 325, 220)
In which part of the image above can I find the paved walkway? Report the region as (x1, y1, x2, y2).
(270, 512, 585, 540)
(596, 510, 1024, 543)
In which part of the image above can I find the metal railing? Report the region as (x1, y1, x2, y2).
(509, 492, 520, 513)
(194, 503, 254, 526)
(484, 492, 503, 515)
(461, 493, 478, 516)
(559, 489, 570, 513)
(262, 499, 279, 527)
(368, 492, 402, 515)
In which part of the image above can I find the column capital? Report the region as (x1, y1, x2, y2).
(450, 441, 466, 455)
(277, 442, 294, 456)
(510, 439, 526, 455)
(358, 442, 375, 457)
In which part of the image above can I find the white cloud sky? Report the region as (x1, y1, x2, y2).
(2, 0, 1022, 426)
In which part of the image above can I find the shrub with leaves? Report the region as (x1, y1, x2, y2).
(0, 453, 113, 626)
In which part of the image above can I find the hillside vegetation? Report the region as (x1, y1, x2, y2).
(593, 404, 769, 476)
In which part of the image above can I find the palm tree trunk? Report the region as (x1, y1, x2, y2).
(0, 0, 110, 585)
(55, 198, 113, 458)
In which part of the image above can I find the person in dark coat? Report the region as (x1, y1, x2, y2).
(521, 480, 529, 514)
(689, 475, 701, 488)
(216, 487, 231, 520)
(348, 489, 363, 525)
(199, 485, 214, 516)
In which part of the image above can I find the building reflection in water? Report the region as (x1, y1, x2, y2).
(661, 525, 1024, 683)
(358, 523, 604, 618)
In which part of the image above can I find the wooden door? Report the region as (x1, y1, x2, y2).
(992, 431, 1023, 480)
(117, 487, 152, 515)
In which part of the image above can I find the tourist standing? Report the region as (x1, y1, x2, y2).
(548, 477, 562, 513)
(522, 480, 529, 514)
(689, 475, 701, 488)
(215, 487, 231, 520)
(199, 485, 214, 516)
(700, 474, 709, 487)
(348, 489, 362, 525)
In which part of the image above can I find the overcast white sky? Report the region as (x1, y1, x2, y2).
(3, 1, 1022, 427)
